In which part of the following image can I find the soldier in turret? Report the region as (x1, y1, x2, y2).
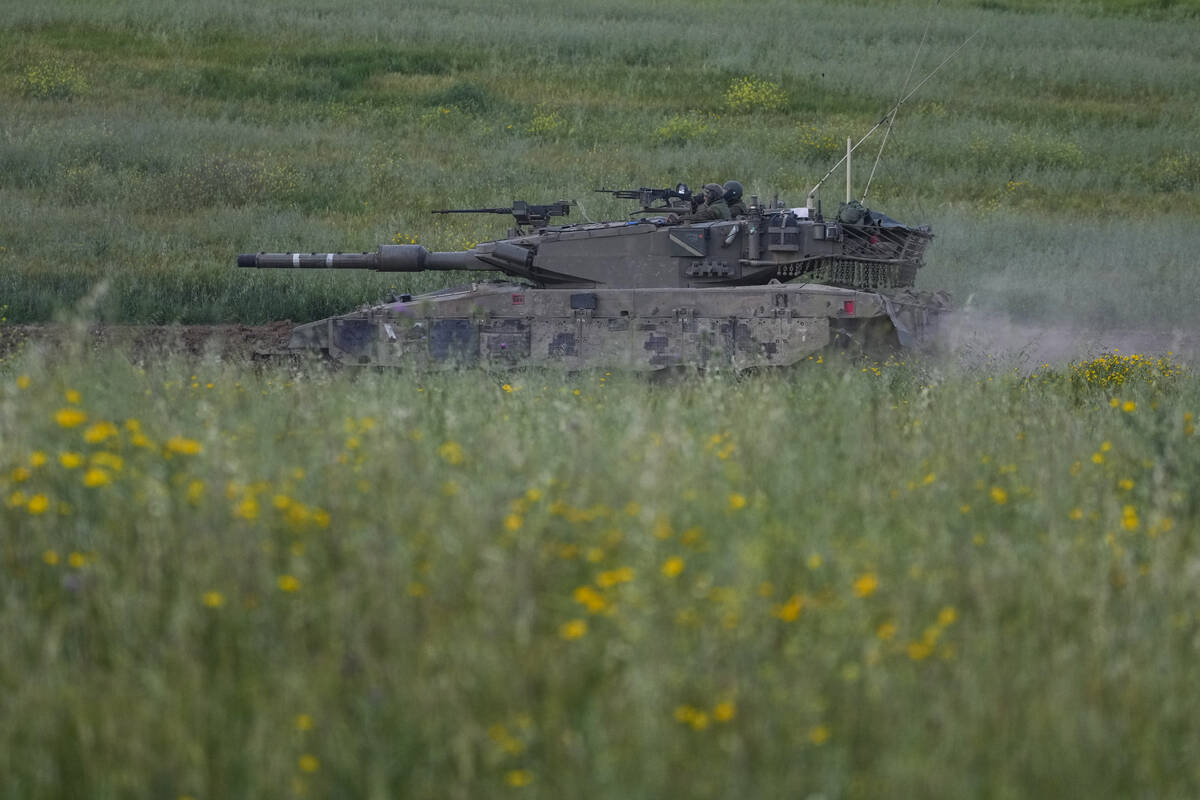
(724, 181, 747, 217)
(675, 183, 730, 222)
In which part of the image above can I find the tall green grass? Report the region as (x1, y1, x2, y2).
(1, 0, 1198, 324)
(2, 351, 1198, 797)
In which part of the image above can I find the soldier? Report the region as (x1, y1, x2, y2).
(724, 180, 747, 217)
(676, 183, 730, 222)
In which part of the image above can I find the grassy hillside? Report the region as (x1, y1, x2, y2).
(1, 0, 1198, 324)
(3, 4, 1200, 797)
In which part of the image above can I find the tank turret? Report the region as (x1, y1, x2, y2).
(241, 196, 933, 292)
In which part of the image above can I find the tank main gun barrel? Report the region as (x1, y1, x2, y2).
(237, 243, 534, 273)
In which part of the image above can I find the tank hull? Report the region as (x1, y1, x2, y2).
(276, 282, 949, 369)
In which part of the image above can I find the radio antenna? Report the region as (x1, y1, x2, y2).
(862, 1, 939, 202)
(807, 28, 979, 206)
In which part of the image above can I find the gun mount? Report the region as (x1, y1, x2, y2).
(431, 200, 571, 234)
(594, 185, 696, 214)
(240, 189, 948, 370)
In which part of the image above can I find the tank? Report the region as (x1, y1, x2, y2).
(238, 188, 950, 370)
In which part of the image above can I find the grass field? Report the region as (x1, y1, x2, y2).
(1, 0, 1199, 326)
(4, 352, 1200, 798)
(4, 0, 1200, 797)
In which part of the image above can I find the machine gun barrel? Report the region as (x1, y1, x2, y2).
(430, 200, 570, 229)
(595, 185, 695, 212)
(430, 207, 513, 216)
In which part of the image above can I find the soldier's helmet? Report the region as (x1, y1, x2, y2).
(723, 180, 744, 204)
(702, 183, 725, 203)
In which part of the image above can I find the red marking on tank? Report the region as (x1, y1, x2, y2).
(512, 294, 525, 305)
(843, 300, 855, 314)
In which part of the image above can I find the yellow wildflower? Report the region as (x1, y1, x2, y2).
(68, 552, 86, 568)
(234, 497, 259, 521)
(713, 701, 736, 722)
(937, 606, 958, 626)
(661, 556, 685, 578)
(773, 594, 803, 622)
(503, 513, 523, 532)
(990, 486, 1008, 504)
(808, 725, 831, 745)
(294, 714, 314, 732)
(298, 754, 319, 773)
(54, 408, 87, 428)
(59, 452, 83, 469)
(852, 572, 879, 598)
(1069, 507, 1084, 520)
(573, 585, 608, 614)
(1122, 400, 1136, 413)
(82, 467, 111, 488)
(907, 641, 933, 660)
(30, 451, 47, 467)
(65, 389, 81, 404)
(27, 494, 49, 515)
(42, 549, 59, 565)
(438, 440, 464, 465)
(202, 591, 224, 608)
(16, 375, 30, 389)
(83, 421, 118, 443)
(727, 492, 747, 510)
(876, 621, 897, 640)
(504, 769, 533, 787)
(1118, 478, 1134, 491)
(90, 452, 123, 471)
(559, 619, 588, 640)
(1121, 505, 1139, 532)
(596, 566, 634, 587)
(277, 574, 301, 592)
(165, 436, 203, 455)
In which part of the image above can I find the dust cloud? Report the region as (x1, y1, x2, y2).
(942, 309, 1200, 370)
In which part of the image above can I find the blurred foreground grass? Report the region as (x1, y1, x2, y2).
(2, 349, 1199, 797)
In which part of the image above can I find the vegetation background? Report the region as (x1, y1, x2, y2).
(1, 0, 1198, 326)
(3, 0, 1200, 798)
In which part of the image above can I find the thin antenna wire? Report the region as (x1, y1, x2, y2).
(807, 27, 979, 202)
(863, 0, 939, 202)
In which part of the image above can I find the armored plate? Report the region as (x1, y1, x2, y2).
(280, 282, 947, 369)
